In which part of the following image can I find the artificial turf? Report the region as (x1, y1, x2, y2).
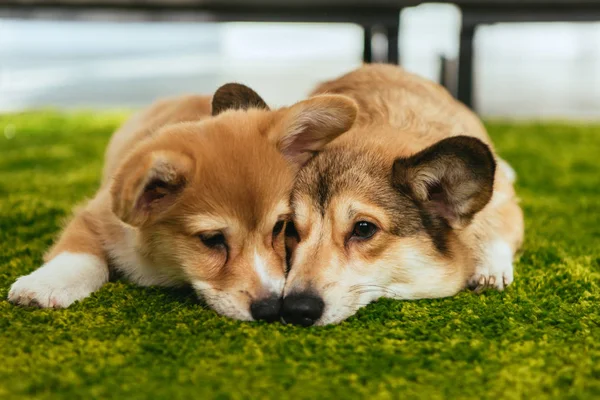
(0, 111, 599, 400)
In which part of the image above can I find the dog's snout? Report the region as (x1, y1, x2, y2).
(281, 293, 324, 327)
(250, 296, 282, 323)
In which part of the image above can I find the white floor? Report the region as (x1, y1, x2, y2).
(1, 3, 600, 119)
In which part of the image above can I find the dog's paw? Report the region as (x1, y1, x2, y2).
(9, 275, 84, 308)
(468, 240, 514, 293)
(8, 252, 108, 308)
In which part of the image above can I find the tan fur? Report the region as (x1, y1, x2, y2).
(102, 95, 213, 182)
(317, 65, 523, 257)
(9, 92, 358, 320)
(283, 65, 524, 325)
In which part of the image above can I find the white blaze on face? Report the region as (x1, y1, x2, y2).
(283, 216, 325, 296)
(253, 250, 285, 295)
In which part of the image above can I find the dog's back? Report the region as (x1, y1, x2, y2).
(102, 95, 212, 184)
(312, 64, 491, 154)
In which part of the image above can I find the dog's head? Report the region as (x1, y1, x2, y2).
(111, 84, 357, 321)
(283, 136, 496, 326)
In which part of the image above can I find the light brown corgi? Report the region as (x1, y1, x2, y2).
(8, 84, 358, 322)
(281, 65, 524, 326)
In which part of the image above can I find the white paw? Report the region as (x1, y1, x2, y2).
(468, 240, 514, 293)
(8, 252, 108, 308)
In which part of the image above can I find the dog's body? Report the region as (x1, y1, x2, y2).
(281, 65, 524, 326)
(9, 88, 358, 321)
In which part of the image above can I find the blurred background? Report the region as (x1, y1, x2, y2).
(1, 2, 600, 119)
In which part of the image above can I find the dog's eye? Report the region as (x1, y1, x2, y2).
(199, 232, 227, 249)
(351, 221, 378, 240)
(272, 220, 285, 238)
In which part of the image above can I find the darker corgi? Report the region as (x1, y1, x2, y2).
(281, 65, 524, 326)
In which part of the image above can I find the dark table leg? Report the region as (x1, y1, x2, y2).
(363, 26, 373, 63)
(457, 23, 476, 109)
(387, 23, 399, 64)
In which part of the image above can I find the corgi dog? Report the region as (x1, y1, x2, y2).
(8, 84, 358, 322)
(281, 65, 524, 326)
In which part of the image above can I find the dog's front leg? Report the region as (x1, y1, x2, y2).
(465, 169, 524, 293)
(8, 209, 109, 308)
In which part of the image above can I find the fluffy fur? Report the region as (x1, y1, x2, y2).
(282, 65, 524, 326)
(8, 88, 358, 321)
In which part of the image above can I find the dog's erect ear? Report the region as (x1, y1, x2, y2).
(111, 150, 194, 227)
(392, 136, 496, 229)
(269, 95, 358, 166)
(211, 83, 269, 116)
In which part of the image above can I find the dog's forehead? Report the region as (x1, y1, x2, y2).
(174, 120, 294, 231)
(292, 147, 424, 237)
(293, 148, 389, 211)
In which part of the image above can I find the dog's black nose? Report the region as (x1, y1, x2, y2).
(250, 296, 282, 322)
(281, 293, 324, 327)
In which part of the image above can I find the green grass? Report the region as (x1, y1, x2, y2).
(1, 111, 599, 400)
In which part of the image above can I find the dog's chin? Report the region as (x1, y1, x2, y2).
(192, 281, 253, 322)
(315, 304, 363, 326)
(316, 289, 383, 326)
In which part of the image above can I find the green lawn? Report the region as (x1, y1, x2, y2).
(1, 111, 599, 399)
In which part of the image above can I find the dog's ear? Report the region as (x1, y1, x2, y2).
(111, 149, 194, 227)
(269, 95, 358, 166)
(212, 83, 269, 116)
(392, 136, 496, 229)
